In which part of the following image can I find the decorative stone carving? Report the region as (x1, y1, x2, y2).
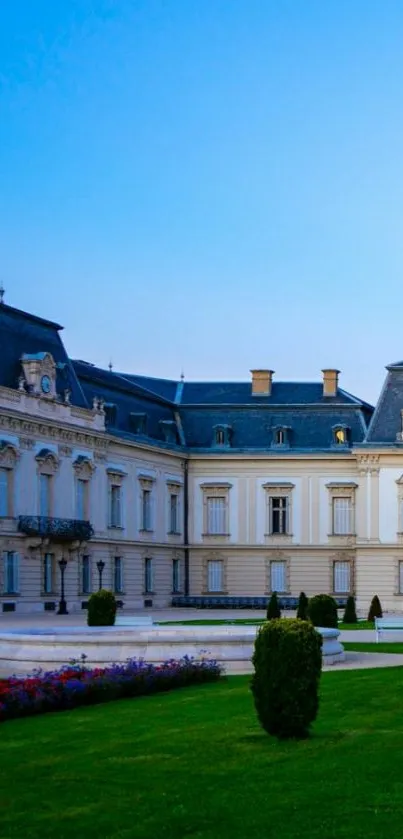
(73, 456, 96, 478)
(35, 448, 59, 474)
(0, 441, 19, 468)
(58, 445, 73, 458)
(19, 436, 35, 450)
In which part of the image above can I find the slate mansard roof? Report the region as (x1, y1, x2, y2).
(0, 302, 377, 452)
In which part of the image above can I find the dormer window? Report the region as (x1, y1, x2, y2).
(104, 403, 117, 427)
(272, 426, 291, 448)
(332, 424, 350, 447)
(129, 413, 147, 435)
(212, 424, 232, 448)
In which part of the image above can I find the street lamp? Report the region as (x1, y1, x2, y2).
(57, 557, 68, 615)
(96, 559, 105, 590)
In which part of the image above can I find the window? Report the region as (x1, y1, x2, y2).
(169, 494, 179, 533)
(270, 497, 288, 535)
(270, 561, 286, 593)
(333, 561, 350, 594)
(207, 560, 223, 592)
(212, 425, 232, 448)
(141, 489, 152, 531)
(43, 553, 54, 594)
(172, 558, 181, 593)
(332, 425, 349, 446)
(114, 557, 123, 593)
(3, 552, 19, 594)
(272, 426, 290, 447)
(332, 498, 352, 535)
(0, 468, 10, 516)
(39, 474, 52, 517)
(399, 561, 403, 594)
(144, 557, 153, 593)
(81, 555, 91, 594)
(207, 497, 227, 535)
(109, 484, 122, 528)
(76, 479, 88, 520)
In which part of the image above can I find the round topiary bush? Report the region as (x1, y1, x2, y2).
(296, 591, 309, 620)
(87, 589, 117, 627)
(251, 618, 322, 739)
(307, 594, 338, 628)
(368, 595, 383, 622)
(266, 591, 281, 620)
(343, 595, 357, 624)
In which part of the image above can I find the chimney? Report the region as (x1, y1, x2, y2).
(322, 368, 340, 397)
(250, 369, 274, 396)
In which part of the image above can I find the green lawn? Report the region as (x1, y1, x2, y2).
(344, 641, 403, 654)
(160, 618, 374, 630)
(2, 669, 403, 838)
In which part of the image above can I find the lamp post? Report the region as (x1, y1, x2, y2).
(57, 557, 68, 615)
(97, 559, 105, 590)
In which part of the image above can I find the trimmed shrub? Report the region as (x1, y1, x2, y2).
(307, 594, 338, 628)
(266, 591, 281, 620)
(296, 591, 309, 620)
(368, 595, 383, 622)
(343, 595, 357, 624)
(251, 619, 322, 739)
(87, 589, 117, 626)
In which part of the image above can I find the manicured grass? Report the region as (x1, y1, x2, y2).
(2, 669, 403, 838)
(161, 618, 374, 629)
(344, 642, 403, 654)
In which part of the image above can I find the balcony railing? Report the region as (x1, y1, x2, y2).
(18, 516, 94, 543)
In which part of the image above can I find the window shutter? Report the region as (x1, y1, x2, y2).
(0, 469, 8, 516)
(334, 561, 350, 593)
(14, 553, 20, 594)
(207, 560, 223, 592)
(270, 561, 286, 592)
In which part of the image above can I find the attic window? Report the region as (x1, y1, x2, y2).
(271, 426, 291, 448)
(104, 403, 117, 427)
(212, 424, 232, 448)
(129, 413, 147, 435)
(332, 425, 350, 447)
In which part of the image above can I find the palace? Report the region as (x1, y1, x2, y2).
(1, 298, 403, 614)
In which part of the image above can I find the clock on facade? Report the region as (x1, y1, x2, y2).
(40, 375, 51, 394)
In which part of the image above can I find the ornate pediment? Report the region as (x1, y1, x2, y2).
(35, 448, 59, 473)
(0, 440, 19, 468)
(73, 455, 96, 478)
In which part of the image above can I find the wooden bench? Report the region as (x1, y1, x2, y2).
(115, 616, 154, 627)
(375, 616, 403, 642)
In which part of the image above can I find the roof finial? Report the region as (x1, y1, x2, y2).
(0, 282, 5, 304)
(108, 360, 113, 372)
(180, 370, 185, 382)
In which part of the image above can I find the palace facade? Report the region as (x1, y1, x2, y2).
(1, 299, 403, 614)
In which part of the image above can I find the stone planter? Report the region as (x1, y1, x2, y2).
(316, 627, 345, 665)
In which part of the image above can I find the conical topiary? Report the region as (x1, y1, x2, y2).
(296, 591, 309, 620)
(266, 591, 281, 620)
(343, 595, 357, 624)
(368, 595, 383, 623)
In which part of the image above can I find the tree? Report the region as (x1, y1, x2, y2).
(266, 591, 281, 620)
(251, 619, 322, 739)
(307, 594, 338, 628)
(296, 591, 309, 620)
(343, 595, 357, 624)
(368, 595, 383, 622)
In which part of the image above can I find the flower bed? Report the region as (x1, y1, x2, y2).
(0, 657, 222, 723)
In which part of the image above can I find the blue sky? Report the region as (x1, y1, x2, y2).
(1, 1, 403, 404)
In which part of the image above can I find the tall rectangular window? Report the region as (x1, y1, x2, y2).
(43, 553, 54, 594)
(109, 484, 122, 528)
(207, 497, 226, 535)
(144, 557, 153, 593)
(169, 494, 179, 533)
(39, 474, 52, 517)
(0, 468, 10, 516)
(333, 561, 350, 594)
(270, 561, 286, 593)
(114, 557, 123, 593)
(82, 555, 91, 594)
(270, 498, 288, 535)
(332, 498, 352, 535)
(141, 489, 152, 531)
(3, 552, 19, 594)
(76, 479, 88, 520)
(207, 559, 223, 592)
(172, 558, 181, 593)
(399, 561, 403, 594)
